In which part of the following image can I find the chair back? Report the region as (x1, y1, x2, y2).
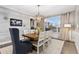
(9, 28, 20, 53)
(38, 32, 45, 41)
(24, 30, 28, 34)
(9, 28, 20, 44)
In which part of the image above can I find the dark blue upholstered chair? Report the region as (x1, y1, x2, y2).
(9, 28, 32, 54)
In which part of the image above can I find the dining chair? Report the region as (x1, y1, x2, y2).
(32, 31, 49, 54)
(45, 30, 52, 45)
(9, 28, 32, 54)
(24, 30, 30, 34)
(46, 30, 52, 38)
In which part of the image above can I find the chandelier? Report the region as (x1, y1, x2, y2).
(36, 5, 42, 22)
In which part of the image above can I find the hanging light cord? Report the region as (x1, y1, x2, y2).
(37, 5, 40, 16)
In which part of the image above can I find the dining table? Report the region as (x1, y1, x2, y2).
(22, 32, 39, 41)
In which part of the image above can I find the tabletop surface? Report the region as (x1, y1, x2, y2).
(22, 32, 38, 41)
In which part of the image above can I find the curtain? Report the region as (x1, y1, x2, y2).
(59, 11, 75, 40)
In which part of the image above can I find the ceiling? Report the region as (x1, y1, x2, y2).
(1, 5, 75, 18)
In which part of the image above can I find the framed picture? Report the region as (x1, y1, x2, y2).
(30, 18, 34, 29)
(10, 18, 22, 26)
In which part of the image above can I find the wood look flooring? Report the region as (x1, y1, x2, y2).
(61, 41, 78, 54)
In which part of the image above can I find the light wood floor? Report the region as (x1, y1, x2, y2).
(61, 41, 78, 54)
(0, 39, 78, 54)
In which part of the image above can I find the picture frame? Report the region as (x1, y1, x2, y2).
(30, 18, 34, 29)
(10, 18, 22, 26)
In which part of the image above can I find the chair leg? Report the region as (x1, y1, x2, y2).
(43, 44, 45, 53)
(37, 47, 39, 54)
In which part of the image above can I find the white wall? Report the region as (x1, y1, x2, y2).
(0, 7, 31, 44)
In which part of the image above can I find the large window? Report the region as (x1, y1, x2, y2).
(44, 16, 60, 32)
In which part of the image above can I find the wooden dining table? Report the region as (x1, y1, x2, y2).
(22, 32, 39, 41)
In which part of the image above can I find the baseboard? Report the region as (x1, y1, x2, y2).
(0, 42, 12, 48)
(65, 40, 74, 43)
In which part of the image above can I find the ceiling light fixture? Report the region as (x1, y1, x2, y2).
(36, 5, 42, 22)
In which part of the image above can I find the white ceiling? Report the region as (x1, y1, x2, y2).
(1, 5, 75, 18)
